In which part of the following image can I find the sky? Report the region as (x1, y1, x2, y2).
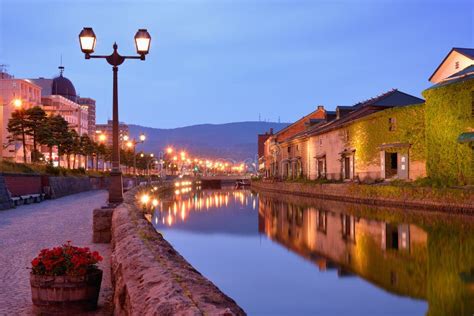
(0, 0, 472, 128)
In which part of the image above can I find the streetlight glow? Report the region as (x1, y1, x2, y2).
(139, 133, 146, 142)
(123, 135, 129, 141)
(13, 99, 22, 108)
(134, 29, 151, 55)
(78, 27, 96, 54)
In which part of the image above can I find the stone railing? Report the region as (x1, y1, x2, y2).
(251, 181, 474, 214)
(110, 187, 246, 315)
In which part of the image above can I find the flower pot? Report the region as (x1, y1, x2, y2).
(30, 269, 102, 313)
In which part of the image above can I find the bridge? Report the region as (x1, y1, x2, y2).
(198, 175, 251, 188)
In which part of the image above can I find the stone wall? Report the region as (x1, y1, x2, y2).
(251, 181, 474, 214)
(110, 188, 246, 315)
(0, 176, 13, 210)
(48, 176, 92, 199)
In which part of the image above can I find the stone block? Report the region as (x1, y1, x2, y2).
(93, 208, 114, 243)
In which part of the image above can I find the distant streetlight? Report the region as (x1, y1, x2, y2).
(13, 98, 23, 108)
(124, 134, 146, 176)
(98, 134, 106, 142)
(79, 26, 151, 204)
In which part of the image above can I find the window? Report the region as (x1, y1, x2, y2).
(388, 117, 396, 131)
(455, 61, 460, 70)
(287, 146, 291, 154)
(344, 129, 349, 142)
(319, 137, 323, 146)
(296, 145, 299, 152)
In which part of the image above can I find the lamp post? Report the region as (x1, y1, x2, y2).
(124, 133, 146, 176)
(79, 27, 151, 204)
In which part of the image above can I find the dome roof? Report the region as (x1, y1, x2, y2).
(52, 67, 77, 101)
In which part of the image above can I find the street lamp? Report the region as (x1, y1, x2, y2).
(123, 134, 146, 176)
(79, 26, 151, 204)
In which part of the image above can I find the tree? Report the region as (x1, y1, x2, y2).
(38, 115, 69, 167)
(96, 143, 107, 171)
(24, 106, 47, 162)
(7, 109, 28, 163)
(80, 135, 95, 170)
(70, 130, 81, 169)
(61, 130, 75, 169)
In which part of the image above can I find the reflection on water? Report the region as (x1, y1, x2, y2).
(151, 189, 474, 316)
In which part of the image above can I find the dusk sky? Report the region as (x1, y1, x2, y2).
(1, 0, 472, 128)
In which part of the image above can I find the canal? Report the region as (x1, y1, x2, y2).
(150, 187, 474, 316)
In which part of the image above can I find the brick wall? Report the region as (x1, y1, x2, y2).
(2, 174, 42, 196)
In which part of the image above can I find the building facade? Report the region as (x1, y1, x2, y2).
(96, 120, 129, 148)
(0, 71, 42, 162)
(261, 47, 473, 185)
(77, 97, 96, 138)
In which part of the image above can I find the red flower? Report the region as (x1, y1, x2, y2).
(31, 242, 102, 276)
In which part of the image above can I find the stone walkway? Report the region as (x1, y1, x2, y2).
(0, 190, 112, 315)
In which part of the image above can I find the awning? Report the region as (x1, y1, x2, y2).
(458, 132, 474, 144)
(339, 148, 355, 156)
(379, 142, 411, 150)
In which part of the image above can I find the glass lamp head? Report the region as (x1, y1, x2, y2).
(79, 27, 96, 54)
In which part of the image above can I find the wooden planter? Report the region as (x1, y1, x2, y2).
(30, 269, 102, 312)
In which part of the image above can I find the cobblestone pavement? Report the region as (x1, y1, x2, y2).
(0, 190, 112, 315)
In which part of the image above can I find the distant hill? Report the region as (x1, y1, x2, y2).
(128, 121, 288, 161)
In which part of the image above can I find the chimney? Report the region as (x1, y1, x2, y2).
(317, 105, 324, 111)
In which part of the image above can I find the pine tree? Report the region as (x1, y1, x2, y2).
(24, 106, 47, 162)
(7, 109, 28, 163)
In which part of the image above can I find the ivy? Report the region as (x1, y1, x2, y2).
(346, 104, 426, 169)
(423, 79, 474, 185)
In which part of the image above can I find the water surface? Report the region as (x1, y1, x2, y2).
(150, 188, 474, 316)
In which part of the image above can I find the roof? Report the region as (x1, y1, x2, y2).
(426, 65, 474, 90)
(353, 89, 424, 108)
(307, 89, 423, 137)
(274, 89, 424, 145)
(454, 47, 474, 59)
(52, 74, 77, 101)
(458, 132, 474, 144)
(429, 47, 474, 81)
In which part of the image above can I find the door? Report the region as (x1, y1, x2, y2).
(398, 153, 409, 180)
(317, 159, 324, 178)
(344, 157, 351, 179)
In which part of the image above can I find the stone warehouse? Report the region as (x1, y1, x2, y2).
(260, 47, 474, 185)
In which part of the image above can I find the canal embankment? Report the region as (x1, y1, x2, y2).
(251, 181, 474, 214)
(109, 186, 246, 315)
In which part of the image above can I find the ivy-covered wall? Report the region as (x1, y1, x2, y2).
(423, 78, 474, 185)
(347, 103, 426, 176)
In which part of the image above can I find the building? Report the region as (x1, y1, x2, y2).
(262, 47, 473, 185)
(423, 48, 474, 185)
(96, 120, 129, 148)
(263, 106, 327, 178)
(429, 48, 474, 84)
(263, 90, 424, 182)
(77, 97, 96, 138)
(257, 128, 273, 175)
(306, 90, 425, 182)
(0, 70, 42, 162)
(33, 69, 89, 136)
